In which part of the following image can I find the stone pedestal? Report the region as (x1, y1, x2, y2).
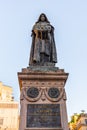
(18, 67, 69, 130)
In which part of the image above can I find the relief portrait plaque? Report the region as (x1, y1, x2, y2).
(27, 87, 39, 98)
(48, 88, 60, 98)
(26, 104, 61, 128)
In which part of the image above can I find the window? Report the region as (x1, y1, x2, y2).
(0, 118, 3, 125)
(85, 119, 87, 124)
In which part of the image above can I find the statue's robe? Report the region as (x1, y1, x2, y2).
(29, 22, 57, 65)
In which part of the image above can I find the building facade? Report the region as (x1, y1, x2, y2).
(0, 82, 19, 130)
(76, 113, 87, 130)
(69, 113, 87, 130)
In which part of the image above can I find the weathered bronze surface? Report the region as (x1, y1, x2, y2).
(27, 87, 39, 98)
(26, 104, 61, 128)
(48, 88, 60, 98)
(29, 13, 57, 66)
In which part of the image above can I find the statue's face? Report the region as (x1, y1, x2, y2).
(40, 15, 45, 22)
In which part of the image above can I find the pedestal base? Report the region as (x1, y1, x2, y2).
(18, 67, 69, 130)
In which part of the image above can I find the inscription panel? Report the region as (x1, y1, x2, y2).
(27, 104, 61, 128)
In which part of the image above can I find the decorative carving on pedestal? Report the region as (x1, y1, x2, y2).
(20, 85, 66, 103)
(46, 87, 65, 102)
(27, 87, 39, 98)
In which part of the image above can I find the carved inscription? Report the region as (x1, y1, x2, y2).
(26, 104, 61, 128)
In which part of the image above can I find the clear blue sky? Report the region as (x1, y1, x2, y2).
(0, 0, 87, 121)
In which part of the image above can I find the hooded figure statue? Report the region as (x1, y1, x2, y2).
(29, 13, 57, 66)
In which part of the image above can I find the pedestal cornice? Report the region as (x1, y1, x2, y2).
(18, 67, 69, 90)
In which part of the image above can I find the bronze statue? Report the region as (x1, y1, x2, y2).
(29, 13, 57, 66)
